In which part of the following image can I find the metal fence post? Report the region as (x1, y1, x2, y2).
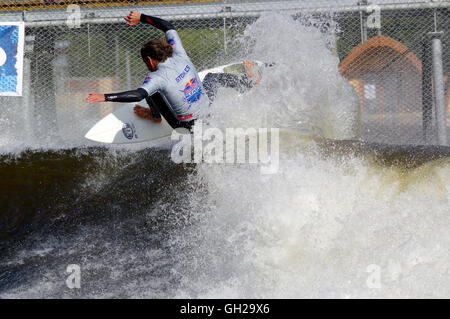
(223, 17, 227, 55)
(31, 27, 57, 138)
(23, 56, 32, 137)
(422, 37, 433, 143)
(223, 6, 232, 56)
(358, 0, 368, 43)
(23, 35, 35, 138)
(125, 49, 131, 89)
(115, 36, 120, 79)
(428, 31, 447, 146)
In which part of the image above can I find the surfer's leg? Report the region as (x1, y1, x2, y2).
(202, 72, 246, 101)
(146, 92, 185, 129)
(132, 94, 163, 123)
(145, 96, 162, 120)
(145, 92, 195, 130)
(179, 119, 195, 132)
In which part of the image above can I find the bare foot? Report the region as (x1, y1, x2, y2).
(133, 105, 162, 123)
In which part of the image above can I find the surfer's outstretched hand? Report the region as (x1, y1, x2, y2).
(86, 93, 105, 103)
(125, 11, 141, 26)
(134, 105, 162, 123)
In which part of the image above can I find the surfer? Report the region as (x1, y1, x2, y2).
(86, 11, 210, 130)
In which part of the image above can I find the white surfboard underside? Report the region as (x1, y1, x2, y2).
(85, 103, 173, 144)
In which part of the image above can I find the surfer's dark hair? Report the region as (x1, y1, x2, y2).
(141, 38, 173, 62)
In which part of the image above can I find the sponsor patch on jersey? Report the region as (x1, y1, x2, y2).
(143, 76, 151, 84)
(181, 77, 202, 104)
(168, 39, 175, 46)
(175, 65, 190, 83)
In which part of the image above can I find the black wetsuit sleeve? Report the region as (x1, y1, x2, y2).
(140, 14, 175, 32)
(104, 88, 148, 103)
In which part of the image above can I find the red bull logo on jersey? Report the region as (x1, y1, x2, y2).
(182, 77, 202, 103)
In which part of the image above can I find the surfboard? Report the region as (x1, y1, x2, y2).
(84, 102, 174, 144)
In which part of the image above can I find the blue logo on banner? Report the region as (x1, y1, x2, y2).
(0, 25, 20, 94)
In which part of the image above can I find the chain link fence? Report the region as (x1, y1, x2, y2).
(0, 0, 448, 145)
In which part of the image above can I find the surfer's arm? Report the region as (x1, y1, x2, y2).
(86, 89, 148, 103)
(139, 13, 186, 56)
(125, 11, 174, 31)
(104, 88, 149, 103)
(86, 88, 148, 103)
(139, 14, 175, 32)
(86, 73, 160, 103)
(125, 11, 186, 56)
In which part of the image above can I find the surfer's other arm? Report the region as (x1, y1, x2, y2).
(86, 89, 149, 103)
(85, 90, 161, 123)
(125, 11, 174, 31)
(125, 11, 186, 58)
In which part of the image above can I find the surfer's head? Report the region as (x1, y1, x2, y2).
(141, 39, 173, 71)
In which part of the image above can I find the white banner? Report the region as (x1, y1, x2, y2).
(0, 21, 24, 96)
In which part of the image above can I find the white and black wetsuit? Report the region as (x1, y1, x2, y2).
(104, 14, 210, 130)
